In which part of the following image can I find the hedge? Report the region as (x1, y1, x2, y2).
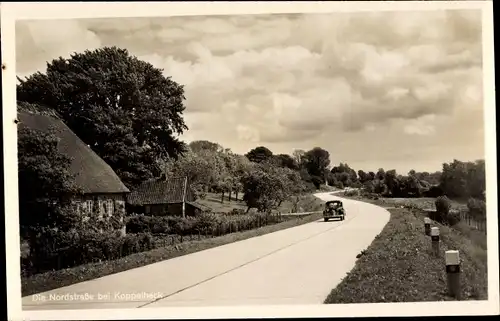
(125, 212, 285, 236)
(22, 229, 155, 276)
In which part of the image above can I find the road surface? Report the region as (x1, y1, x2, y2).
(22, 192, 390, 310)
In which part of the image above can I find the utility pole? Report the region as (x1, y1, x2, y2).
(182, 176, 188, 218)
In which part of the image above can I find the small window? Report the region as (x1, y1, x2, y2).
(106, 200, 114, 216)
(85, 200, 93, 213)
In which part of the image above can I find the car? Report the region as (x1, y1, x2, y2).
(323, 200, 345, 222)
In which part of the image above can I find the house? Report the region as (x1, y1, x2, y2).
(17, 103, 130, 230)
(126, 176, 210, 217)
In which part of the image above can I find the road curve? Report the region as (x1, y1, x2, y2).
(22, 192, 390, 310)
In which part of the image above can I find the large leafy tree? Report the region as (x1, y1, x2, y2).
(274, 153, 299, 170)
(241, 162, 295, 213)
(18, 125, 83, 256)
(245, 146, 273, 163)
(440, 159, 485, 199)
(17, 46, 188, 188)
(189, 140, 223, 154)
(303, 147, 331, 186)
(331, 163, 358, 187)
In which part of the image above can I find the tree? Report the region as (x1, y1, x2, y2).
(240, 163, 299, 213)
(358, 170, 369, 183)
(17, 46, 188, 188)
(232, 154, 254, 200)
(274, 154, 299, 170)
(466, 160, 486, 200)
(164, 149, 214, 199)
(440, 159, 485, 199)
(292, 149, 306, 168)
(18, 125, 84, 260)
(376, 168, 386, 180)
(384, 169, 399, 196)
(303, 147, 331, 182)
(245, 146, 273, 163)
(331, 163, 358, 187)
(189, 140, 223, 154)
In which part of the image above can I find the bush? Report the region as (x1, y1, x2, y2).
(467, 198, 486, 220)
(432, 196, 460, 226)
(126, 215, 151, 233)
(351, 181, 363, 189)
(25, 229, 155, 275)
(446, 211, 461, 226)
(126, 214, 175, 234)
(425, 185, 444, 197)
(344, 189, 359, 197)
(229, 208, 246, 215)
(435, 196, 451, 216)
(194, 213, 220, 234)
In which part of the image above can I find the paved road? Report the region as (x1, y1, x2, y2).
(22, 192, 390, 310)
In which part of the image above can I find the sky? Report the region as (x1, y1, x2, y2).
(15, 10, 485, 174)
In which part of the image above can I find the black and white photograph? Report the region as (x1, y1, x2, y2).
(2, 1, 498, 320)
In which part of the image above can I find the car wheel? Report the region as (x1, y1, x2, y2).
(324, 218, 328, 222)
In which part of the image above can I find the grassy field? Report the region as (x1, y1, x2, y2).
(196, 192, 325, 214)
(324, 206, 487, 303)
(196, 192, 248, 213)
(22, 194, 325, 296)
(342, 194, 467, 212)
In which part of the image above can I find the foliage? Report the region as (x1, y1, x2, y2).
(245, 146, 273, 163)
(188, 140, 223, 154)
(241, 163, 291, 212)
(24, 229, 155, 275)
(302, 147, 331, 181)
(17, 46, 188, 188)
(440, 159, 485, 200)
(435, 196, 451, 216)
(18, 125, 83, 241)
(125, 211, 286, 237)
(274, 154, 299, 170)
(467, 198, 486, 220)
(331, 163, 358, 186)
(431, 196, 460, 226)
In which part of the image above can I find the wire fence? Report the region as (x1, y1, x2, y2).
(459, 210, 486, 232)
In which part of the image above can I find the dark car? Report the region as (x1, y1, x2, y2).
(323, 200, 346, 222)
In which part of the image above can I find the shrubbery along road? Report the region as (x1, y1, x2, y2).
(22, 192, 389, 310)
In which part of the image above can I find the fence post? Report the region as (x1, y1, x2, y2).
(431, 227, 440, 257)
(424, 217, 431, 236)
(446, 250, 461, 299)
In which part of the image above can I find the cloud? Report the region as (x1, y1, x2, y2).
(403, 115, 438, 136)
(15, 9, 485, 172)
(16, 19, 102, 77)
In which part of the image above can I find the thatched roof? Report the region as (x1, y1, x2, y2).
(17, 103, 130, 194)
(127, 177, 196, 206)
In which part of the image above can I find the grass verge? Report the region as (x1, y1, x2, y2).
(22, 196, 324, 297)
(324, 207, 487, 303)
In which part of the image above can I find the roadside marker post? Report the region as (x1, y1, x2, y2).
(446, 250, 461, 299)
(431, 227, 440, 257)
(424, 217, 431, 235)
